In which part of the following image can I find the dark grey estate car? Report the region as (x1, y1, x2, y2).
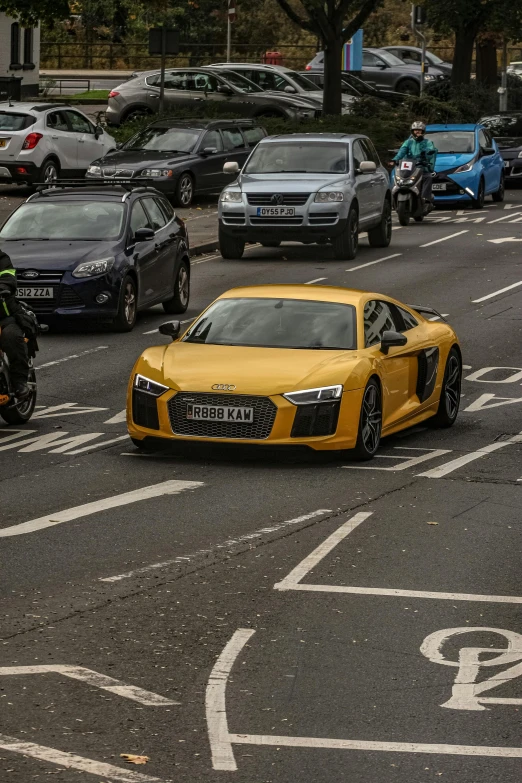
(106, 67, 322, 126)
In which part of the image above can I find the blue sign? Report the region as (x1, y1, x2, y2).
(342, 29, 363, 71)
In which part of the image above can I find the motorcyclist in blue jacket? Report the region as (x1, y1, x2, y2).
(393, 121, 437, 204)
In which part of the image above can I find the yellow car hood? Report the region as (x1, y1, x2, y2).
(151, 342, 365, 395)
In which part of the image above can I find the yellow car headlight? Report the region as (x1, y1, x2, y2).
(134, 373, 169, 397)
(283, 385, 343, 405)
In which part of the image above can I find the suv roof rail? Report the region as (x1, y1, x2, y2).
(32, 179, 161, 195)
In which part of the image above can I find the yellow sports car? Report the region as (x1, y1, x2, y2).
(127, 285, 462, 459)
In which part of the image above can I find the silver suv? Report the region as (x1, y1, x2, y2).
(218, 133, 391, 260)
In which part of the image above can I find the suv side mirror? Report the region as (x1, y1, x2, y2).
(223, 161, 240, 175)
(159, 320, 181, 340)
(217, 84, 233, 94)
(380, 330, 407, 355)
(200, 146, 218, 156)
(94, 124, 103, 139)
(284, 85, 297, 93)
(359, 160, 376, 173)
(134, 227, 155, 242)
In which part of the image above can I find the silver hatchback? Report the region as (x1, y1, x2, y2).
(218, 133, 391, 260)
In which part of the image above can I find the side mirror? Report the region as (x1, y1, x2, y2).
(380, 330, 407, 355)
(94, 124, 103, 139)
(159, 320, 181, 340)
(134, 227, 155, 242)
(200, 146, 218, 156)
(217, 84, 233, 95)
(284, 85, 297, 93)
(116, 141, 123, 149)
(359, 160, 376, 173)
(377, 62, 387, 69)
(223, 161, 240, 175)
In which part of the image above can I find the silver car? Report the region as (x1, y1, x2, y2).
(218, 133, 391, 260)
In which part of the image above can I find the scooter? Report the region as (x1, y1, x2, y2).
(392, 158, 433, 226)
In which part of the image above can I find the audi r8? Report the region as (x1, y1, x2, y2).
(127, 285, 462, 459)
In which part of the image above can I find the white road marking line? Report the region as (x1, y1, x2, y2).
(487, 211, 522, 223)
(104, 409, 127, 424)
(419, 230, 469, 247)
(100, 509, 332, 582)
(418, 432, 522, 478)
(274, 512, 372, 590)
(0, 733, 167, 782)
(230, 732, 522, 759)
(206, 628, 255, 771)
(0, 665, 179, 706)
(391, 225, 402, 230)
(428, 313, 449, 321)
(472, 281, 522, 303)
(463, 364, 472, 369)
(304, 277, 327, 284)
(0, 479, 203, 538)
(32, 403, 108, 419)
(346, 253, 402, 272)
(66, 434, 129, 455)
(341, 447, 451, 472)
(36, 346, 108, 369)
(488, 237, 522, 244)
(143, 317, 195, 335)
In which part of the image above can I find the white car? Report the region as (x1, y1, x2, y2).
(0, 103, 116, 186)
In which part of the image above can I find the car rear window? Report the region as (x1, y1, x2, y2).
(0, 112, 35, 131)
(241, 125, 265, 148)
(183, 297, 357, 350)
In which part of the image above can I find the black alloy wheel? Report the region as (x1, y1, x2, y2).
(0, 368, 37, 424)
(163, 260, 190, 314)
(353, 379, 382, 460)
(431, 348, 462, 427)
(113, 275, 137, 332)
(368, 200, 392, 247)
(332, 206, 358, 260)
(173, 173, 194, 207)
(471, 178, 485, 209)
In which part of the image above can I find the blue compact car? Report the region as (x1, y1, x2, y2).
(426, 123, 504, 208)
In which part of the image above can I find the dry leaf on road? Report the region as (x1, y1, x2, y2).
(120, 754, 150, 765)
(427, 521, 439, 526)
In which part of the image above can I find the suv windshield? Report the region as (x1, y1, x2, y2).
(480, 115, 522, 136)
(425, 131, 475, 153)
(217, 70, 264, 93)
(183, 298, 357, 350)
(0, 202, 125, 240)
(123, 127, 200, 152)
(245, 141, 348, 174)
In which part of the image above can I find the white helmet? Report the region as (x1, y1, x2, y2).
(411, 121, 426, 132)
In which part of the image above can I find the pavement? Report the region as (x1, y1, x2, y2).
(0, 188, 522, 783)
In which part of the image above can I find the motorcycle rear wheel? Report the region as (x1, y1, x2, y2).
(0, 368, 37, 424)
(397, 201, 410, 226)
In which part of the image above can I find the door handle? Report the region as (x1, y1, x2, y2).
(51, 135, 59, 139)
(78, 139, 85, 143)
(148, 94, 159, 98)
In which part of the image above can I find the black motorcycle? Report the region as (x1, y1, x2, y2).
(392, 158, 433, 226)
(0, 302, 46, 425)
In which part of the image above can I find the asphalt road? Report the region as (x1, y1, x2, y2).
(1, 189, 522, 783)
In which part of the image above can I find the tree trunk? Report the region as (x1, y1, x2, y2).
(322, 36, 343, 115)
(451, 28, 477, 86)
(476, 38, 498, 87)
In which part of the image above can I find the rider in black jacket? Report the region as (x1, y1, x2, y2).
(0, 250, 30, 398)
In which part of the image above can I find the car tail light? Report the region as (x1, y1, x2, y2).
(109, 90, 120, 98)
(16, 167, 27, 174)
(305, 65, 311, 70)
(22, 132, 43, 150)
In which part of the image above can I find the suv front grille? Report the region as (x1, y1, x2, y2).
(167, 392, 277, 440)
(250, 216, 303, 225)
(246, 193, 310, 206)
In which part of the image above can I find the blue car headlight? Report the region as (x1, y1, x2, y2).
(72, 257, 115, 278)
(454, 162, 473, 173)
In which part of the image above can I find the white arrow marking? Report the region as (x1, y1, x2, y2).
(0, 665, 179, 705)
(487, 237, 522, 244)
(104, 408, 127, 424)
(0, 479, 203, 537)
(32, 402, 108, 418)
(0, 733, 168, 782)
(463, 393, 522, 412)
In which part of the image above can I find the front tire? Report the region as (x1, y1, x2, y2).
(367, 200, 392, 247)
(397, 200, 410, 226)
(353, 378, 382, 460)
(219, 224, 245, 259)
(492, 174, 505, 202)
(173, 172, 194, 207)
(0, 368, 37, 424)
(396, 78, 419, 96)
(332, 206, 358, 260)
(471, 178, 485, 209)
(430, 347, 462, 428)
(112, 275, 137, 332)
(162, 259, 190, 314)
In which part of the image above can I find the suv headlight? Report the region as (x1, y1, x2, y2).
(454, 162, 473, 173)
(425, 74, 436, 81)
(87, 164, 101, 175)
(517, 151, 522, 158)
(220, 191, 242, 202)
(72, 257, 115, 278)
(140, 168, 173, 177)
(134, 373, 169, 396)
(283, 385, 343, 405)
(314, 191, 344, 202)
(296, 108, 315, 118)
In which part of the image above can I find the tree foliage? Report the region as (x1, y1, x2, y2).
(0, 0, 70, 25)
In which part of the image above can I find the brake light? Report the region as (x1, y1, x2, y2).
(109, 90, 120, 98)
(305, 65, 311, 70)
(22, 132, 43, 150)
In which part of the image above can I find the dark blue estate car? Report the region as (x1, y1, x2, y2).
(0, 184, 190, 331)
